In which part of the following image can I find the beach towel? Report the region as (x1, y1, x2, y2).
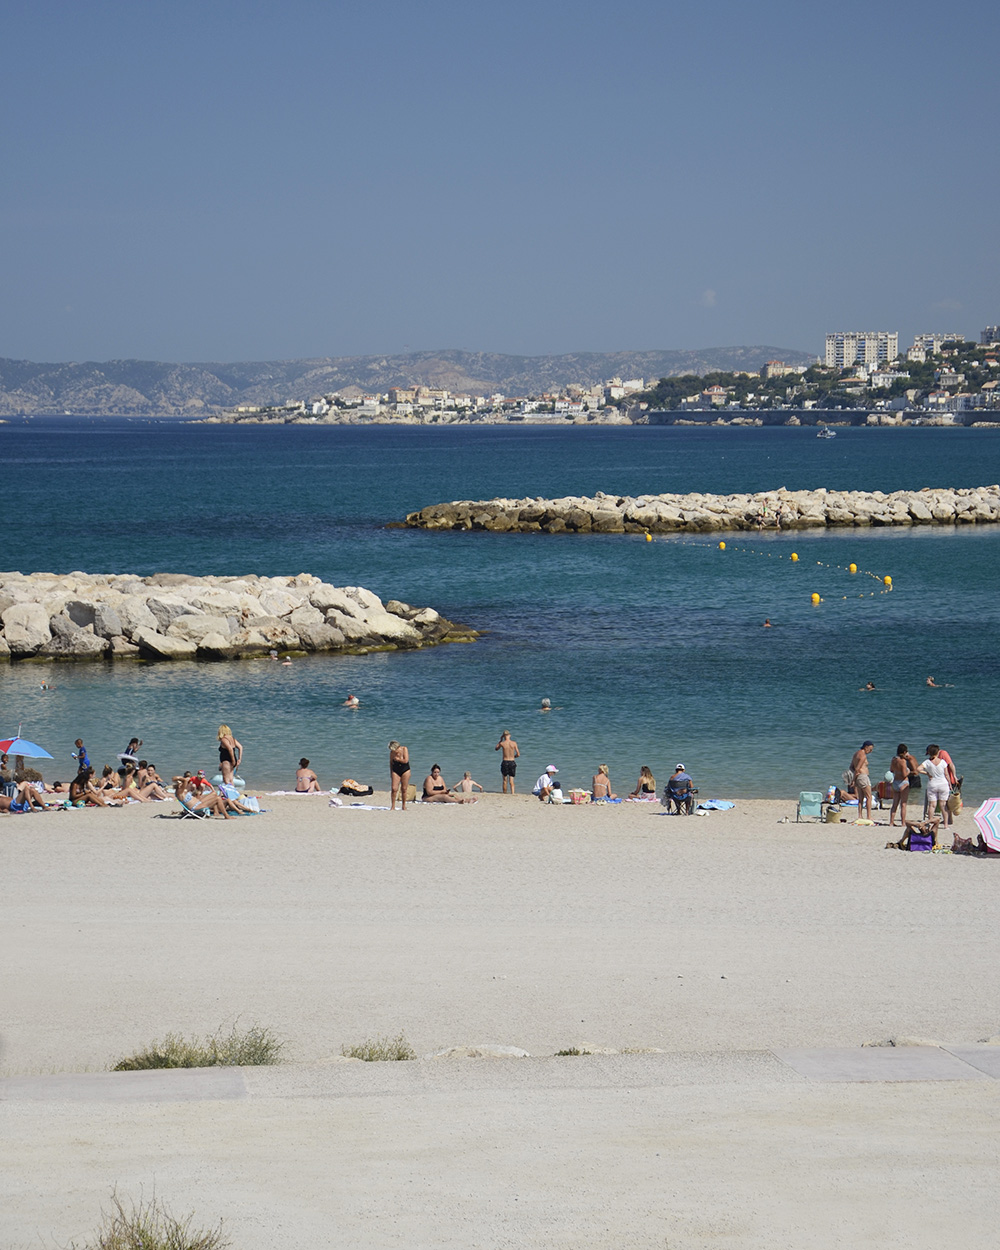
(697, 800, 735, 811)
(329, 803, 391, 811)
(268, 790, 331, 796)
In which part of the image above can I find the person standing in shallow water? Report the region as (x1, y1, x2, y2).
(495, 730, 519, 794)
(217, 724, 242, 786)
(388, 740, 410, 811)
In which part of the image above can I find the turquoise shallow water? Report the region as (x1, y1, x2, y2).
(3, 420, 999, 798)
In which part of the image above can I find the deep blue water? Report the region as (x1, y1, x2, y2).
(2, 419, 999, 798)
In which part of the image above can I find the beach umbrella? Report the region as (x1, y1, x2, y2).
(973, 799, 1000, 853)
(0, 736, 54, 760)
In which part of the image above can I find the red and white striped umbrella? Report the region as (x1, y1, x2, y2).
(973, 799, 1000, 853)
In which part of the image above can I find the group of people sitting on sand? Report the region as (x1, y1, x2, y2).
(529, 762, 696, 811)
(0, 759, 172, 811)
(172, 772, 259, 818)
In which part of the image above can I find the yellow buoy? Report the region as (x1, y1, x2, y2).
(718, 541, 726, 550)
(811, 592, 821, 605)
(883, 575, 892, 586)
(849, 563, 857, 574)
(790, 552, 798, 562)
(645, 533, 652, 542)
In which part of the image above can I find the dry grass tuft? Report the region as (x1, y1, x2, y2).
(112, 1023, 283, 1071)
(341, 1032, 416, 1061)
(70, 1191, 229, 1250)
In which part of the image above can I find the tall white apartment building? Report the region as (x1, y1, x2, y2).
(912, 333, 963, 354)
(825, 331, 898, 370)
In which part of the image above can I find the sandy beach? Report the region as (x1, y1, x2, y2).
(3, 794, 999, 1247)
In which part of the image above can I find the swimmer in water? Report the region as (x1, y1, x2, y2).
(860, 681, 876, 691)
(281, 657, 293, 666)
(540, 698, 552, 712)
(763, 619, 771, 628)
(926, 676, 939, 687)
(343, 694, 360, 708)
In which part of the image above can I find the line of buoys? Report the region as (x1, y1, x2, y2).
(644, 531, 894, 605)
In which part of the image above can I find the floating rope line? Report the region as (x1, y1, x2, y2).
(642, 532, 894, 603)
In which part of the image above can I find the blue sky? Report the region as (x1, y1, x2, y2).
(1, 0, 997, 362)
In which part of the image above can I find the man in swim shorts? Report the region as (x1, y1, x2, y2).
(850, 740, 875, 821)
(495, 730, 520, 794)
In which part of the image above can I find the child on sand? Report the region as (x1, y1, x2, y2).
(451, 772, 484, 797)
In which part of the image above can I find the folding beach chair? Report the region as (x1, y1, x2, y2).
(178, 797, 210, 819)
(796, 791, 824, 822)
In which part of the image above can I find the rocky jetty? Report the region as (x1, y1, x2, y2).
(403, 486, 1000, 534)
(0, 572, 478, 662)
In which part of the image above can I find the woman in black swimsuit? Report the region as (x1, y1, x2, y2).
(629, 766, 656, 798)
(422, 764, 461, 804)
(217, 723, 243, 787)
(388, 740, 410, 811)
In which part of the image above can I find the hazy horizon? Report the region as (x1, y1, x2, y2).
(2, 0, 996, 363)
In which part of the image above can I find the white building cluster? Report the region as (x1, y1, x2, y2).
(235, 377, 649, 425)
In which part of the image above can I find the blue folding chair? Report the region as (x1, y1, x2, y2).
(796, 791, 824, 822)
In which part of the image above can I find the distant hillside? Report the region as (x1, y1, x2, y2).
(0, 346, 815, 416)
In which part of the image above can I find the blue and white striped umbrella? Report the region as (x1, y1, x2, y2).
(973, 799, 1000, 853)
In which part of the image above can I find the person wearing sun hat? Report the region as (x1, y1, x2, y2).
(533, 764, 558, 801)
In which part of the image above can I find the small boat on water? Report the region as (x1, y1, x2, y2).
(816, 426, 836, 439)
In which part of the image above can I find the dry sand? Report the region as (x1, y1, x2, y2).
(2, 793, 999, 1247)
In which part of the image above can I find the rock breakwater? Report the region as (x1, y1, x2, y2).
(0, 572, 478, 662)
(403, 486, 1000, 534)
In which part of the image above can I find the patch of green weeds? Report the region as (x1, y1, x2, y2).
(341, 1032, 416, 1061)
(555, 1048, 591, 1056)
(70, 1191, 229, 1250)
(112, 1023, 283, 1071)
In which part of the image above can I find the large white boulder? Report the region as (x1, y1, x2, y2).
(188, 589, 244, 616)
(146, 594, 197, 632)
(324, 609, 376, 640)
(258, 588, 302, 618)
(309, 585, 366, 617)
(167, 614, 234, 643)
(132, 627, 198, 660)
(2, 602, 51, 654)
(364, 612, 422, 643)
(40, 615, 109, 658)
(289, 604, 325, 630)
(295, 621, 347, 651)
(343, 586, 384, 614)
(235, 617, 301, 647)
(116, 598, 159, 638)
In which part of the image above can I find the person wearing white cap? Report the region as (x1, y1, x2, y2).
(665, 763, 695, 815)
(532, 764, 558, 801)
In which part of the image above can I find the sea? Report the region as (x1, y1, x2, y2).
(3, 418, 999, 799)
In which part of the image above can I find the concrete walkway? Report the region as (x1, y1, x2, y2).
(5, 1045, 1000, 1103)
(4, 1051, 1000, 1249)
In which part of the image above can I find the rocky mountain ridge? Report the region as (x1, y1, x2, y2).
(0, 346, 815, 416)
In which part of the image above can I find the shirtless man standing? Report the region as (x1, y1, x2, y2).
(850, 740, 875, 821)
(495, 730, 520, 794)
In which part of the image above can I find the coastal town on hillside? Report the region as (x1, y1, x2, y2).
(207, 325, 1000, 428)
